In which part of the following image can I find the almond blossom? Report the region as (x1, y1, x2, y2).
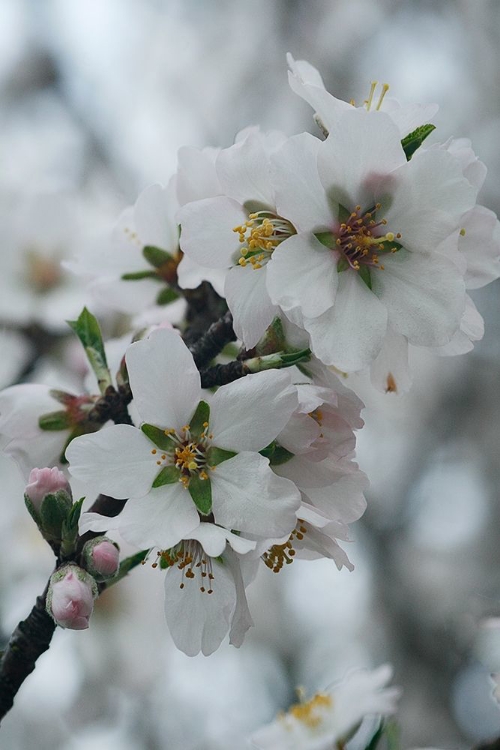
(265, 108, 477, 371)
(249, 664, 401, 749)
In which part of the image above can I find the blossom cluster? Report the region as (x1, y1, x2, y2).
(0, 54, 499, 683)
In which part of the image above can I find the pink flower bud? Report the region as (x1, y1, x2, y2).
(25, 467, 71, 510)
(90, 540, 120, 578)
(47, 566, 97, 630)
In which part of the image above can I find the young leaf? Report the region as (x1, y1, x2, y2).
(401, 123, 435, 160)
(156, 287, 179, 306)
(39, 410, 72, 431)
(67, 308, 112, 394)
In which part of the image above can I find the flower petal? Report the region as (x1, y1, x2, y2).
(216, 132, 275, 206)
(178, 196, 247, 268)
(134, 180, 179, 253)
(126, 328, 200, 431)
(66, 425, 157, 499)
(209, 370, 298, 452)
(211, 452, 300, 537)
(224, 265, 278, 349)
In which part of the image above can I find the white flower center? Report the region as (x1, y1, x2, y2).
(159, 540, 215, 594)
(150, 423, 212, 487)
(335, 204, 401, 272)
(233, 211, 294, 270)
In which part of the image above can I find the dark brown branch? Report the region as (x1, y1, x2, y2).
(87, 384, 133, 426)
(0, 584, 55, 722)
(188, 310, 236, 369)
(200, 360, 248, 388)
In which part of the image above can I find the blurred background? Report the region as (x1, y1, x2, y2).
(1, 0, 500, 747)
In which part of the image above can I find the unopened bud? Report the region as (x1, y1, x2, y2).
(24, 467, 73, 542)
(25, 467, 71, 511)
(46, 564, 98, 630)
(83, 537, 120, 580)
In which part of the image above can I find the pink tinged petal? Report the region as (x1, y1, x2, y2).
(434, 294, 484, 356)
(164, 558, 236, 656)
(304, 271, 388, 372)
(184, 522, 256, 557)
(176, 253, 227, 296)
(460, 205, 500, 289)
(177, 196, 247, 268)
(225, 548, 254, 648)
(385, 149, 477, 228)
(317, 110, 406, 211)
(209, 370, 298, 452)
(373, 249, 465, 347)
(125, 328, 200, 431)
(271, 133, 333, 232)
(278, 413, 321, 455)
(111, 484, 200, 550)
(266, 234, 338, 317)
(176, 145, 221, 206)
(370, 328, 412, 395)
(66, 426, 156, 499)
(211, 452, 300, 538)
(133, 181, 179, 253)
(224, 265, 278, 349)
(216, 132, 275, 207)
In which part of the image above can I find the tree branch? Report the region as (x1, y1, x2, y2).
(188, 310, 236, 369)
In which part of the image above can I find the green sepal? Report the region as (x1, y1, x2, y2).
(39, 491, 73, 541)
(189, 400, 210, 438)
(141, 423, 176, 451)
(143, 245, 173, 268)
(364, 722, 386, 750)
(358, 264, 372, 290)
(39, 410, 72, 431)
(152, 465, 180, 488)
(314, 231, 335, 249)
(60, 497, 84, 558)
(338, 204, 351, 223)
(159, 553, 171, 570)
(188, 474, 212, 515)
(207, 447, 237, 466)
(156, 287, 179, 306)
(67, 308, 111, 394)
(260, 442, 294, 466)
(401, 123, 436, 160)
(255, 316, 286, 356)
(121, 270, 161, 281)
(337, 257, 349, 273)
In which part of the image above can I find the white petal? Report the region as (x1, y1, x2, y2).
(126, 328, 200, 431)
(216, 132, 275, 207)
(278, 413, 321, 455)
(433, 294, 484, 356)
(113, 484, 199, 549)
(271, 133, 333, 232)
(460, 205, 500, 289)
(209, 370, 298, 452)
(66, 425, 156, 499)
(185, 523, 256, 557)
(318, 110, 406, 211)
(134, 181, 179, 253)
(224, 265, 278, 349)
(225, 548, 254, 648)
(178, 196, 247, 268)
(0, 384, 62, 439)
(287, 53, 351, 132)
(370, 328, 411, 394)
(176, 145, 221, 206)
(176, 253, 227, 296)
(373, 249, 465, 346)
(164, 559, 236, 656)
(304, 271, 388, 371)
(266, 234, 338, 317)
(211, 452, 300, 537)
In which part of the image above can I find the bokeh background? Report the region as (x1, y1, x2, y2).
(1, 1, 500, 748)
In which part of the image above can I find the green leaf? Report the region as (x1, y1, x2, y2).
(60, 497, 85, 558)
(259, 441, 276, 460)
(401, 123, 435, 160)
(39, 410, 72, 431)
(156, 287, 179, 305)
(337, 257, 349, 273)
(188, 473, 212, 515)
(364, 722, 385, 750)
(121, 270, 162, 281)
(314, 231, 335, 249)
(67, 308, 111, 394)
(207, 447, 237, 466)
(152, 465, 180, 488)
(143, 245, 173, 268)
(40, 491, 73, 539)
(190, 400, 210, 437)
(358, 264, 372, 290)
(141, 423, 176, 451)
